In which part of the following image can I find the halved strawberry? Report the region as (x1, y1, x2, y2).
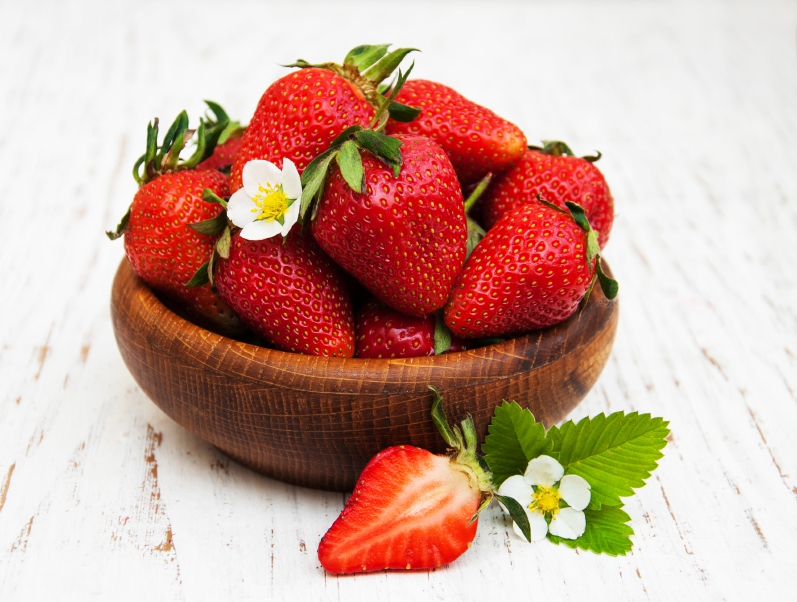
(318, 388, 493, 574)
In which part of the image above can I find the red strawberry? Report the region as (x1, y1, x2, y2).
(318, 388, 492, 574)
(355, 300, 469, 358)
(197, 134, 244, 173)
(214, 228, 355, 357)
(481, 141, 614, 247)
(311, 134, 468, 317)
(444, 201, 617, 338)
(196, 101, 246, 173)
(230, 44, 418, 190)
(108, 112, 245, 338)
(385, 79, 527, 185)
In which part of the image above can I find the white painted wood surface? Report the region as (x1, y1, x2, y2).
(1, 0, 795, 599)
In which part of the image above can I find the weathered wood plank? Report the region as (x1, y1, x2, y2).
(1, 0, 795, 600)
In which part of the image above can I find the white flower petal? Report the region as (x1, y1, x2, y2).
(280, 198, 300, 237)
(524, 455, 565, 487)
(226, 189, 258, 227)
(510, 508, 548, 542)
(549, 508, 586, 540)
(243, 160, 281, 197)
(279, 158, 302, 200)
(559, 475, 591, 511)
(240, 218, 283, 241)
(529, 509, 549, 542)
(497, 475, 533, 510)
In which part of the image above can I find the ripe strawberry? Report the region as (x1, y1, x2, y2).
(108, 112, 245, 338)
(214, 228, 355, 357)
(230, 44, 418, 190)
(311, 134, 468, 317)
(196, 101, 246, 173)
(318, 388, 493, 574)
(444, 201, 617, 338)
(385, 79, 526, 185)
(355, 300, 468, 358)
(481, 141, 614, 247)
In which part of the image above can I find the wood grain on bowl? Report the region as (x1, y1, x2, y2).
(111, 258, 618, 492)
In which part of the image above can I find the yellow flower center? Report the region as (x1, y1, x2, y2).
(531, 486, 561, 515)
(251, 183, 291, 223)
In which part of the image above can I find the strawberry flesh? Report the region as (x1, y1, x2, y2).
(318, 445, 481, 574)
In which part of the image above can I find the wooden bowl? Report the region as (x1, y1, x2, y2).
(111, 258, 618, 491)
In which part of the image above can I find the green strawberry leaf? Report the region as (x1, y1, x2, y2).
(463, 173, 492, 213)
(202, 188, 228, 208)
(203, 100, 230, 124)
(495, 494, 531, 543)
(344, 44, 390, 71)
(483, 401, 552, 488)
(564, 201, 591, 233)
(154, 113, 186, 172)
(429, 385, 461, 449)
(548, 505, 634, 556)
(188, 211, 227, 236)
(387, 101, 421, 123)
(466, 216, 485, 260)
(582, 150, 602, 163)
(299, 148, 338, 221)
(185, 260, 211, 287)
(362, 47, 418, 84)
(433, 312, 453, 355)
(328, 125, 364, 151)
(596, 259, 619, 299)
(540, 140, 575, 157)
(183, 121, 226, 169)
(547, 412, 669, 509)
(215, 226, 231, 259)
(354, 130, 403, 176)
(336, 140, 364, 193)
(106, 205, 131, 240)
(369, 61, 415, 132)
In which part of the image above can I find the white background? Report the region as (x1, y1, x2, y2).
(1, 0, 796, 600)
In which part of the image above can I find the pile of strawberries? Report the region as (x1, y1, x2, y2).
(109, 44, 617, 358)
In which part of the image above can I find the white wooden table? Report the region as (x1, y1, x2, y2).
(1, 1, 795, 599)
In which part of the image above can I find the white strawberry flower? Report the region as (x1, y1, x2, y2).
(226, 159, 302, 240)
(498, 455, 591, 542)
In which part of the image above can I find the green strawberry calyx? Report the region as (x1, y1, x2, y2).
(106, 109, 229, 241)
(184, 188, 232, 289)
(297, 61, 416, 223)
(537, 196, 619, 302)
(202, 100, 246, 145)
(284, 43, 422, 124)
(428, 385, 532, 540)
(530, 140, 602, 163)
(463, 172, 493, 259)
